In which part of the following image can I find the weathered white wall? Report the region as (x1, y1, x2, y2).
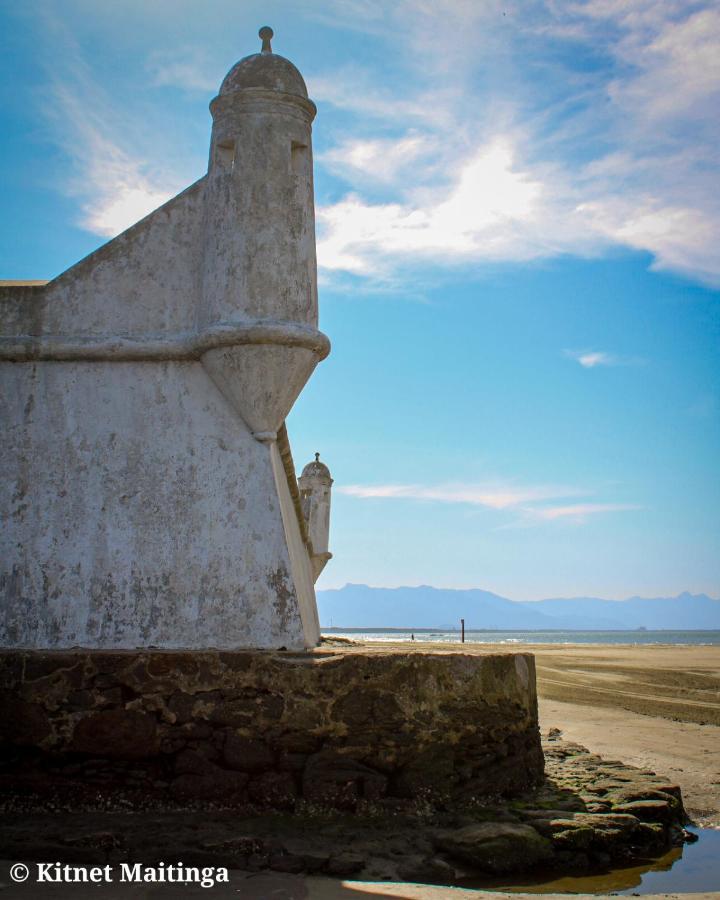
(0, 359, 311, 649)
(23, 181, 206, 339)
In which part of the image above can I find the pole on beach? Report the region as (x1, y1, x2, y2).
(461, 618, 465, 643)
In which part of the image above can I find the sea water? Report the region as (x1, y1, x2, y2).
(452, 827, 720, 894)
(322, 628, 720, 645)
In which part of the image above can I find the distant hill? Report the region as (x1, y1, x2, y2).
(317, 584, 720, 630)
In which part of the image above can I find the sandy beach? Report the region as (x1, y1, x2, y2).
(529, 643, 720, 827)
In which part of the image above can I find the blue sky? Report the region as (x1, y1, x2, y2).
(2, 1, 718, 599)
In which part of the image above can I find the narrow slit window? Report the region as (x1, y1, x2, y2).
(216, 138, 236, 169)
(291, 141, 308, 175)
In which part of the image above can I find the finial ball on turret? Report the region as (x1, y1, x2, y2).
(259, 26, 274, 53)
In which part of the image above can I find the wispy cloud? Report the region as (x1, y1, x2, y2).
(527, 503, 643, 521)
(338, 479, 639, 525)
(146, 47, 219, 93)
(53, 87, 174, 236)
(310, 70, 457, 128)
(320, 134, 433, 184)
(339, 481, 585, 510)
(39, 23, 185, 238)
(564, 349, 645, 368)
(313, 1, 720, 287)
(27, 0, 720, 286)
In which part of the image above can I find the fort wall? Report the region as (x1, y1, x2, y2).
(0, 647, 544, 807)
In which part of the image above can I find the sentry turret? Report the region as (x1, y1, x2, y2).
(200, 27, 325, 443)
(299, 453, 333, 581)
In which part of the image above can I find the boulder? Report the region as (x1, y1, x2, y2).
(612, 799, 674, 822)
(437, 822, 553, 873)
(571, 812, 640, 850)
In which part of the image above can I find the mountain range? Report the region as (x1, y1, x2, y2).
(317, 584, 720, 630)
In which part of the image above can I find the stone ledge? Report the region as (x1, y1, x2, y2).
(0, 647, 543, 809)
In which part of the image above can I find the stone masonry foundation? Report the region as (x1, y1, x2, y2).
(0, 646, 543, 810)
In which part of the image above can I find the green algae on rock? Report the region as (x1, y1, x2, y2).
(437, 822, 553, 873)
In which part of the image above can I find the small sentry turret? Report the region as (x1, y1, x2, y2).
(298, 453, 333, 581)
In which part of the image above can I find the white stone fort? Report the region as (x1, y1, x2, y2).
(0, 28, 332, 651)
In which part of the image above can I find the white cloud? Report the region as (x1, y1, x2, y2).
(564, 350, 644, 368)
(566, 2, 720, 123)
(578, 196, 719, 285)
(36, 19, 187, 240)
(317, 137, 592, 276)
(29, 0, 720, 284)
(528, 503, 643, 521)
(314, 1, 720, 287)
(83, 184, 173, 238)
(321, 134, 432, 183)
(613, 8, 720, 122)
(338, 479, 641, 525)
(570, 351, 615, 368)
(338, 481, 585, 510)
(49, 84, 175, 238)
(310, 71, 457, 128)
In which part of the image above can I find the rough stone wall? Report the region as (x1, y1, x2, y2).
(0, 649, 543, 809)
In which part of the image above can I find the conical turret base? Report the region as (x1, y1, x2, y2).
(201, 343, 319, 440)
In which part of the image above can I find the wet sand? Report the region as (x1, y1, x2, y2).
(529, 644, 720, 727)
(528, 643, 720, 826)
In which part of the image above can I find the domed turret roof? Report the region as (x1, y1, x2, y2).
(301, 453, 332, 481)
(219, 27, 308, 98)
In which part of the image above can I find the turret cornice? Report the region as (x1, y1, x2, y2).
(210, 88, 316, 123)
